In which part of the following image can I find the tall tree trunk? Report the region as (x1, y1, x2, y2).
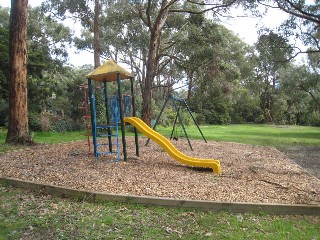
(142, 29, 161, 126)
(6, 0, 33, 145)
(141, 1, 170, 126)
(93, 0, 101, 69)
(187, 70, 194, 102)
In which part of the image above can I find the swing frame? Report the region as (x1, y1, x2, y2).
(146, 95, 207, 151)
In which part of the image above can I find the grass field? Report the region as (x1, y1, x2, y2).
(157, 124, 320, 147)
(1, 125, 319, 239)
(1, 124, 319, 153)
(0, 183, 319, 240)
(0, 129, 85, 153)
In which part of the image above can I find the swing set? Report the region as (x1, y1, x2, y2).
(146, 95, 207, 151)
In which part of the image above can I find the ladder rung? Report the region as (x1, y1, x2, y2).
(97, 134, 117, 137)
(97, 142, 119, 146)
(96, 125, 118, 129)
(97, 143, 110, 146)
(98, 151, 120, 155)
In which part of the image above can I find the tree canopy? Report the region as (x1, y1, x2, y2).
(0, 0, 319, 136)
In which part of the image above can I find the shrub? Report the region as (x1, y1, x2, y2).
(28, 112, 42, 131)
(50, 118, 84, 132)
(195, 113, 206, 125)
(0, 100, 8, 126)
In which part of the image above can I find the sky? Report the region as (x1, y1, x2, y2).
(1, 0, 301, 66)
(221, 7, 289, 45)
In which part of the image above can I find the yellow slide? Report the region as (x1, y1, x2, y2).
(124, 117, 221, 174)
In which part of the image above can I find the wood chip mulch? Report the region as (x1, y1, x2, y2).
(0, 137, 319, 204)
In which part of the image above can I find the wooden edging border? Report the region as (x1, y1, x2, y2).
(1, 177, 319, 216)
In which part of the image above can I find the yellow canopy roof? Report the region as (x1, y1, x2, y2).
(86, 60, 133, 82)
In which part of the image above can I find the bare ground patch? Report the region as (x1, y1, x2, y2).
(0, 137, 319, 205)
(278, 146, 320, 179)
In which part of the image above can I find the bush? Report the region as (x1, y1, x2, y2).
(50, 118, 84, 132)
(0, 100, 8, 126)
(309, 111, 320, 127)
(203, 109, 231, 125)
(28, 112, 42, 131)
(195, 113, 206, 125)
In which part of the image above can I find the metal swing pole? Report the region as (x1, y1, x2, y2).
(170, 101, 181, 140)
(145, 95, 170, 146)
(172, 97, 193, 151)
(183, 99, 207, 143)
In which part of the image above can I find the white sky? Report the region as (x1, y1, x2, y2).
(1, 0, 308, 66)
(221, 7, 290, 45)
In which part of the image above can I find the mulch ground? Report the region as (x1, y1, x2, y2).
(0, 137, 319, 205)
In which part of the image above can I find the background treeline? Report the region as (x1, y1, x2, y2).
(0, 2, 319, 132)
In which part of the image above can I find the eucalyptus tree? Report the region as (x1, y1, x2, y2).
(0, 7, 9, 103)
(258, 0, 319, 59)
(42, 0, 257, 125)
(255, 31, 293, 123)
(186, 22, 250, 124)
(125, 0, 250, 125)
(0, 4, 73, 132)
(6, 0, 33, 144)
(279, 64, 319, 125)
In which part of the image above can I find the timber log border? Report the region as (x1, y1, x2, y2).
(1, 177, 319, 216)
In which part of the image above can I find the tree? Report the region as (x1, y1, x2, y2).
(182, 20, 250, 124)
(258, 0, 320, 60)
(0, 7, 10, 126)
(6, 0, 33, 144)
(130, 0, 243, 125)
(42, 0, 110, 68)
(255, 31, 293, 123)
(278, 64, 319, 125)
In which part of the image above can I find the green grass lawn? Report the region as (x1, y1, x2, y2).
(157, 124, 320, 147)
(0, 183, 319, 240)
(1, 124, 319, 153)
(0, 129, 85, 153)
(1, 125, 320, 238)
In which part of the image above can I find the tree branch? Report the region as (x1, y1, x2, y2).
(276, 1, 320, 25)
(170, 0, 237, 14)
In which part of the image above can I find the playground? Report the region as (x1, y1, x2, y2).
(0, 137, 319, 205)
(0, 60, 319, 206)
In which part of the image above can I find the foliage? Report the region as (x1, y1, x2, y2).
(1, 1, 320, 130)
(0, 7, 9, 102)
(0, 5, 74, 131)
(255, 30, 293, 123)
(180, 20, 250, 125)
(0, 99, 8, 126)
(0, 6, 9, 105)
(274, 0, 320, 60)
(230, 89, 261, 123)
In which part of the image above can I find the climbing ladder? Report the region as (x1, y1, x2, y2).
(92, 94, 121, 161)
(79, 84, 92, 155)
